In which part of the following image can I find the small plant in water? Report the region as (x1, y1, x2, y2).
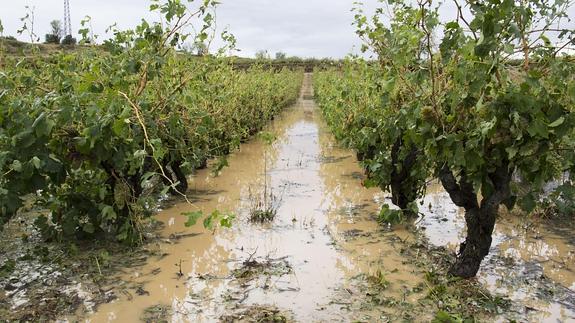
(367, 268, 390, 289)
(248, 187, 282, 223)
(248, 131, 283, 223)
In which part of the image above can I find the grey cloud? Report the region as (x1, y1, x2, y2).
(1, 1, 573, 58)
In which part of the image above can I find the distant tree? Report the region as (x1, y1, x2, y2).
(255, 49, 269, 60)
(275, 51, 286, 60)
(61, 34, 76, 46)
(45, 20, 62, 44)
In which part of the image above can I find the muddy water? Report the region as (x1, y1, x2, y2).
(88, 74, 423, 322)
(87, 73, 575, 322)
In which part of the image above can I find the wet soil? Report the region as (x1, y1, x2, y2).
(84, 74, 417, 322)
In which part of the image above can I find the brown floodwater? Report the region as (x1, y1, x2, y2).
(87, 74, 423, 322)
(85, 74, 574, 322)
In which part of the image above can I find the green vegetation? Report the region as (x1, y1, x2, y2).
(316, 0, 575, 278)
(0, 0, 302, 244)
(61, 34, 77, 46)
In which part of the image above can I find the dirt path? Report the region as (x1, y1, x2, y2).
(86, 73, 424, 322)
(85, 74, 575, 322)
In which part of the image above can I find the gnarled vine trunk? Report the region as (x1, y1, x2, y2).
(357, 135, 421, 217)
(439, 164, 511, 278)
(390, 137, 420, 215)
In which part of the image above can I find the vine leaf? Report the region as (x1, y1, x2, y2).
(183, 211, 203, 227)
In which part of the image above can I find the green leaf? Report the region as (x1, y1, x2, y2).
(211, 156, 229, 176)
(432, 310, 456, 323)
(183, 211, 202, 227)
(116, 230, 128, 242)
(406, 201, 419, 216)
(31, 156, 42, 169)
(101, 206, 117, 222)
(445, 21, 459, 30)
(378, 204, 403, 224)
(114, 183, 130, 209)
(203, 211, 215, 230)
(363, 178, 378, 188)
(258, 131, 276, 145)
(13, 130, 35, 148)
(453, 144, 465, 166)
(548, 117, 564, 128)
(505, 147, 518, 159)
(474, 42, 491, 58)
(219, 213, 235, 228)
(83, 223, 95, 234)
(527, 119, 549, 138)
(112, 119, 127, 136)
(33, 113, 55, 137)
(134, 150, 148, 159)
(11, 160, 22, 172)
(518, 194, 537, 213)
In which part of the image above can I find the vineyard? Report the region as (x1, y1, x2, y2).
(315, 0, 575, 279)
(0, 1, 302, 244)
(1, 0, 575, 322)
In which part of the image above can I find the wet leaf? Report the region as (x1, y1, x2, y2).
(183, 211, 202, 227)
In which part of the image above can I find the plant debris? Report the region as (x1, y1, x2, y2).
(220, 305, 293, 323)
(231, 255, 292, 282)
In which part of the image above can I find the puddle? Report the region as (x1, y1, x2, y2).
(87, 74, 423, 322)
(84, 73, 574, 322)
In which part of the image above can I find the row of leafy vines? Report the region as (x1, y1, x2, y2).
(315, 0, 575, 278)
(0, 0, 303, 244)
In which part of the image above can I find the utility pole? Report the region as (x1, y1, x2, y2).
(63, 0, 72, 37)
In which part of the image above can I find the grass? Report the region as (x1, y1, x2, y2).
(249, 187, 281, 223)
(248, 132, 283, 223)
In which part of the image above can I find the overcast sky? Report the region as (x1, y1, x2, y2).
(1, 1, 573, 58)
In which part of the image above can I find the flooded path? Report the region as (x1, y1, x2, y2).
(87, 74, 574, 322)
(88, 74, 423, 322)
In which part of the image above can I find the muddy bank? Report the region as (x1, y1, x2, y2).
(0, 206, 165, 321)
